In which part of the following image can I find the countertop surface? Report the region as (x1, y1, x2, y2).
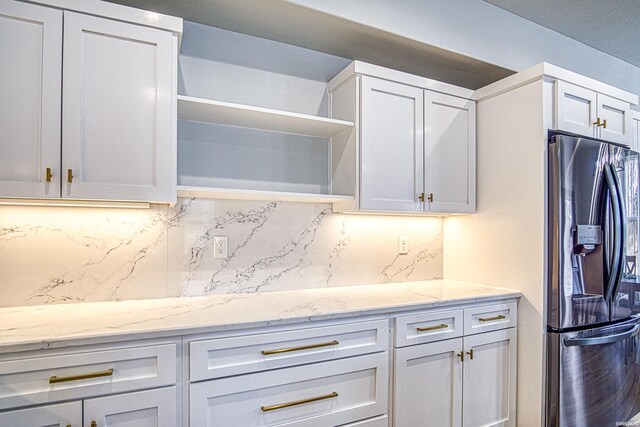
(0, 280, 520, 353)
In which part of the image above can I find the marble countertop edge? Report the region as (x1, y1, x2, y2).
(0, 280, 521, 354)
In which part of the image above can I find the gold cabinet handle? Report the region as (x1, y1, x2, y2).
(67, 169, 73, 183)
(593, 117, 602, 126)
(456, 351, 464, 361)
(479, 314, 506, 322)
(91, 422, 97, 427)
(261, 391, 338, 412)
(261, 340, 339, 355)
(466, 349, 474, 360)
(417, 323, 448, 332)
(49, 368, 113, 384)
(602, 119, 607, 129)
(427, 193, 434, 203)
(418, 192, 425, 202)
(45, 168, 53, 182)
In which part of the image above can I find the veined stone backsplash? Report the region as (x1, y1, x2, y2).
(0, 198, 443, 307)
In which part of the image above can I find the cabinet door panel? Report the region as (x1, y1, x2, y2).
(555, 80, 597, 137)
(425, 92, 475, 213)
(463, 328, 517, 427)
(0, 401, 82, 426)
(62, 12, 173, 202)
(394, 338, 463, 427)
(0, 0, 61, 198)
(360, 76, 423, 212)
(84, 387, 176, 427)
(598, 93, 632, 144)
(633, 112, 640, 152)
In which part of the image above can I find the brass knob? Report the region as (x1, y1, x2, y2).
(456, 351, 464, 361)
(418, 192, 425, 202)
(593, 117, 602, 127)
(602, 119, 607, 129)
(466, 349, 474, 360)
(45, 167, 53, 183)
(91, 421, 97, 427)
(67, 169, 73, 183)
(427, 193, 434, 203)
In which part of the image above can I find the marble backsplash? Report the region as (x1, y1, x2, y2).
(0, 198, 443, 307)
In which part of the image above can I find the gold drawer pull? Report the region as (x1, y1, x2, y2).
(45, 167, 53, 182)
(67, 169, 73, 184)
(261, 340, 339, 355)
(91, 422, 97, 427)
(49, 368, 113, 384)
(417, 323, 448, 332)
(479, 315, 506, 322)
(466, 348, 474, 360)
(261, 391, 339, 412)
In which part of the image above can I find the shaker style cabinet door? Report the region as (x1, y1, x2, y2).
(424, 91, 476, 213)
(554, 80, 598, 138)
(360, 76, 424, 212)
(462, 328, 517, 427)
(0, 401, 82, 426)
(0, 0, 62, 198)
(83, 387, 176, 427)
(598, 93, 633, 145)
(393, 338, 463, 427)
(62, 12, 174, 203)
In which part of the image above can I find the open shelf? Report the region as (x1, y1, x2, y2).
(177, 95, 354, 138)
(177, 185, 354, 204)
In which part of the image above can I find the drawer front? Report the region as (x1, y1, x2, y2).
(463, 302, 517, 335)
(394, 309, 462, 347)
(189, 352, 388, 427)
(0, 343, 176, 409)
(340, 415, 389, 426)
(190, 319, 388, 381)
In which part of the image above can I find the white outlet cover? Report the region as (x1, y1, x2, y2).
(398, 235, 408, 255)
(214, 236, 228, 259)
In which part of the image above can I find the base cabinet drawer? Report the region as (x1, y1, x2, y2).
(0, 343, 177, 409)
(463, 302, 517, 335)
(190, 319, 388, 381)
(340, 415, 389, 426)
(189, 352, 388, 427)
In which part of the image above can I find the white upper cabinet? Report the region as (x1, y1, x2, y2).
(555, 80, 633, 144)
(0, 0, 62, 199)
(360, 76, 424, 212)
(0, 1, 179, 204)
(425, 92, 476, 213)
(329, 62, 476, 215)
(62, 12, 174, 203)
(633, 111, 640, 152)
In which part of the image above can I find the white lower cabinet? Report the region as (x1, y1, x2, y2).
(393, 305, 517, 427)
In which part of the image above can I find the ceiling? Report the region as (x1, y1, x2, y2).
(483, 0, 640, 67)
(104, 0, 513, 89)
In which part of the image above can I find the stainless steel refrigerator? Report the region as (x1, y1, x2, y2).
(546, 132, 640, 426)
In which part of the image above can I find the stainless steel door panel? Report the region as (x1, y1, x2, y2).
(548, 135, 611, 329)
(546, 318, 640, 426)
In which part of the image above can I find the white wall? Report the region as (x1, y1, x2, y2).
(286, 0, 640, 105)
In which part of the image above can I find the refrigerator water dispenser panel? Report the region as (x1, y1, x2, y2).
(574, 225, 602, 254)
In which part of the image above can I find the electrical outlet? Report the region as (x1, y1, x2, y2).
(213, 236, 228, 259)
(398, 235, 409, 255)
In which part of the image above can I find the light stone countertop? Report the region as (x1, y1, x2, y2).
(0, 280, 520, 353)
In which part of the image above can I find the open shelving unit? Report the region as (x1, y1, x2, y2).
(177, 95, 355, 205)
(177, 95, 353, 138)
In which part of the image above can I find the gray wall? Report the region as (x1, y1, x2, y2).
(286, 0, 640, 105)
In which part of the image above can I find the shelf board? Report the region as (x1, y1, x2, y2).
(177, 185, 354, 204)
(177, 95, 354, 138)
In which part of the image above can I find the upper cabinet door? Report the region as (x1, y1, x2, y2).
(598, 93, 633, 145)
(0, 1, 61, 198)
(633, 112, 640, 152)
(62, 12, 174, 203)
(555, 80, 598, 138)
(360, 76, 424, 211)
(424, 92, 476, 213)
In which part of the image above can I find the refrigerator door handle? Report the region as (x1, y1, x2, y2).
(563, 320, 640, 347)
(610, 163, 627, 302)
(603, 164, 623, 304)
